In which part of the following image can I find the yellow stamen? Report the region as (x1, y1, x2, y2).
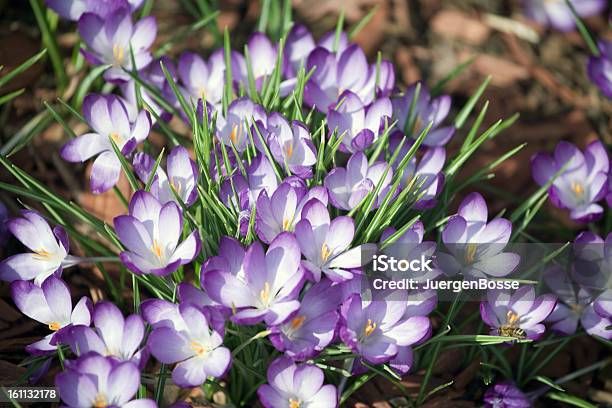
(466, 243, 478, 264)
(321, 243, 332, 262)
(282, 218, 291, 231)
(170, 177, 182, 195)
(93, 394, 107, 408)
(506, 310, 519, 326)
(112, 44, 125, 65)
(230, 124, 240, 145)
(290, 315, 306, 330)
(32, 250, 52, 260)
(571, 181, 584, 196)
(198, 87, 206, 100)
(189, 341, 208, 356)
(110, 132, 123, 145)
(289, 398, 302, 408)
(286, 143, 294, 159)
(48, 322, 61, 331)
(363, 319, 377, 337)
(260, 282, 271, 305)
(152, 239, 163, 259)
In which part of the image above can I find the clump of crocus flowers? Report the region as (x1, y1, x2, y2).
(1, 1, 610, 407)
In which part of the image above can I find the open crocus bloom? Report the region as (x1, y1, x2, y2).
(543, 264, 595, 336)
(325, 151, 393, 211)
(78, 7, 156, 82)
(524, 0, 607, 32)
(391, 82, 455, 147)
(328, 90, 392, 153)
(217, 97, 267, 152)
(389, 131, 446, 209)
(269, 279, 343, 360)
(480, 286, 556, 341)
(437, 192, 520, 279)
(177, 49, 226, 108)
(258, 113, 317, 178)
(531, 141, 609, 222)
(0, 211, 78, 285)
(206, 232, 304, 326)
(581, 290, 611, 340)
(380, 222, 442, 284)
(63, 301, 146, 367)
(133, 146, 199, 206)
(305, 43, 394, 112)
(339, 293, 431, 367)
(257, 357, 337, 408)
(55, 353, 155, 408)
(295, 200, 377, 282)
(46, 0, 144, 21)
(114, 191, 200, 276)
(61, 94, 151, 194)
(11, 276, 91, 354)
(146, 303, 231, 387)
(256, 179, 328, 244)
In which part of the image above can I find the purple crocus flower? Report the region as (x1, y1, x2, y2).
(391, 82, 455, 147)
(587, 40, 612, 99)
(11, 276, 92, 354)
(257, 113, 317, 177)
(437, 192, 520, 279)
(146, 303, 231, 387)
(295, 199, 377, 282)
(257, 357, 337, 408)
(216, 97, 267, 152)
(219, 155, 279, 235)
(177, 50, 227, 108)
(525, 0, 606, 32)
(305, 43, 394, 112)
(200, 236, 246, 306)
(324, 151, 393, 211)
(78, 7, 156, 83)
(328, 91, 392, 153)
(571, 231, 611, 291)
(581, 290, 611, 339)
(543, 264, 596, 336)
(63, 301, 146, 366)
(114, 191, 200, 276)
(256, 179, 328, 244)
(206, 232, 304, 325)
(389, 131, 446, 209)
(269, 279, 343, 360)
(484, 380, 531, 408)
(339, 293, 431, 368)
(61, 94, 151, 194)
(246, 32, 287, 90)
(0, 211, 79, 285)
(285, 24, 316, 78)
(56, 353, 155, 408)
(133, 146, 199, 206)
(46, 0, 143, 21)
(380, 222, 442, 284)
(480, 286, 556, 341)
(531, 140, 609, 222)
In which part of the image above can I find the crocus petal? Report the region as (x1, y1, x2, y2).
(90, 150, 121, 193)
(147, 327, 191, 363)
